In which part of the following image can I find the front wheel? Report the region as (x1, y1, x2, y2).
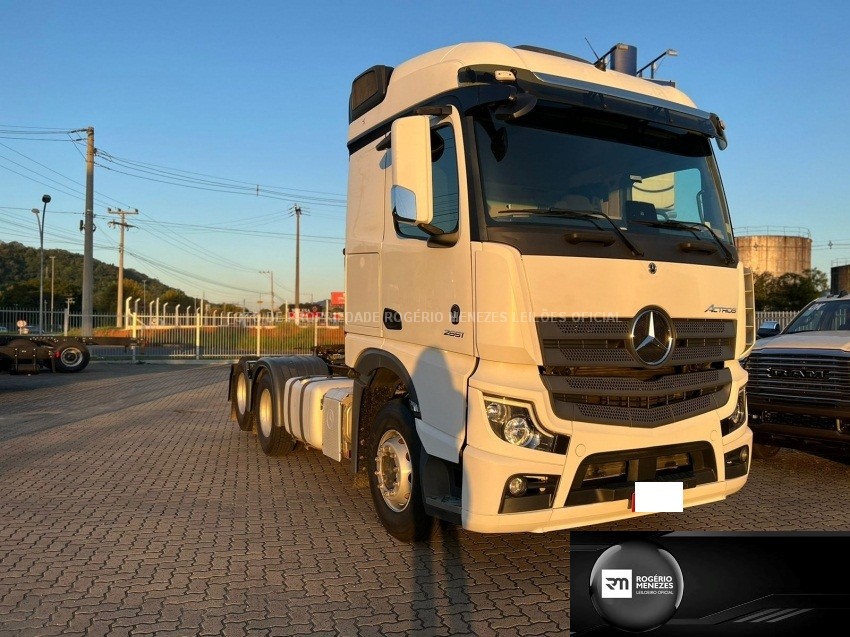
(367, 399, 434, 542)
(54, 342, 90, 373)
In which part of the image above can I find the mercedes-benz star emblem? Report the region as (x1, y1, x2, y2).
(629, 308, 674, 367)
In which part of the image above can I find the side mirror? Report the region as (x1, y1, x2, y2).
(756, 321, 781, 339)
(391, 115, 433, 227)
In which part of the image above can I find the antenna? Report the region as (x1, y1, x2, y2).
(584, 37, 600, 61)
(593, 44, 620, 71)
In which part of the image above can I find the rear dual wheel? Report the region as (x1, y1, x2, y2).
(233, 367, 254, 432)
(254, 371, 297, 457)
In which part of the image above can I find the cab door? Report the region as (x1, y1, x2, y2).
(380, 107, 475, 460)
(381, 107, 474, 357)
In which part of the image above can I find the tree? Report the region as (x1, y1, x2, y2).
(0, 280, 40, 307)
(753, 268, 828, 311)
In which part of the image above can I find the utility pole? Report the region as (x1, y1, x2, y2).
(260, 270, 275, 314)
(293, 204, 301, 321)
(82, 126, 95, 335)
(108, 208, 139, 327)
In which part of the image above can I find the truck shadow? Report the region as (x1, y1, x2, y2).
(407, 522, 569, 633)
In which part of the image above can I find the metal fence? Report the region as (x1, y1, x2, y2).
(2, 306, 803, 362)
(754, 311, 798, 329)
(1, 307, 345, 362)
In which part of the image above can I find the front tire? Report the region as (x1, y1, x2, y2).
(367, 399, 434, 542)
(254, 371, 297, 457)
(54, 342, 90, 373)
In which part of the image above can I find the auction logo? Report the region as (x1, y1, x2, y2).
(590, 540, 684, 631)
(601, 569, 632, 598)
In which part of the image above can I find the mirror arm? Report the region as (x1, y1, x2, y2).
(426, 228, 459, 248)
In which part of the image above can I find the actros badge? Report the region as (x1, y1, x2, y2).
(589, 540, 684, 632)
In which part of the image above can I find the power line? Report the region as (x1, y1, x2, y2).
(97, 150, 347, 198)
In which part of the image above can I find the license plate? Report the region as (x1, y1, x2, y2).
(631, 482, 684, 513)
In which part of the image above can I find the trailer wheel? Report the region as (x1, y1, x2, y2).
(233, 367, 255, 432)
(254, 371, 297, 456)
(367, 399, 434, 542)
(54, 342, 90, 373)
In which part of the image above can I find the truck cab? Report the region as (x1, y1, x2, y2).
(343, 42, 755, 537)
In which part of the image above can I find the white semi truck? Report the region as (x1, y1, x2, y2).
(229, 42, 756, 542)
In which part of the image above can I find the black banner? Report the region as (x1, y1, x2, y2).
(571, 531, 850, 635)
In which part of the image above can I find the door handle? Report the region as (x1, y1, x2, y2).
(383, 308, 402, 330)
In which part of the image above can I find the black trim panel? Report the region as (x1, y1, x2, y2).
(565, 441, 717, 507)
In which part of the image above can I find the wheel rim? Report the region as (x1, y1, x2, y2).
(375, 429, 412, 512)
(60, 348, 83, 367)
(258, 388, 273, 438)
(236, 374, 247, 415)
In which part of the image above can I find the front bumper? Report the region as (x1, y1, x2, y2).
(750, 408, 850, 455)
(461, 362, 751, 534)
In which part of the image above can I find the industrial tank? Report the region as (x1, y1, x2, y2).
(735, 228, 812, 275)
(832, 261, 850, 294)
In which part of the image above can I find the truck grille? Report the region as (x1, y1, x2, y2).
(537, 318, 735, 427)
(746, 351, 850, 410)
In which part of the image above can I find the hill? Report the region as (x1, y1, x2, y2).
(0, 241, 225, 312)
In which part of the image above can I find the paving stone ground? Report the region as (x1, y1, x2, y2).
(1, 362, 848, 636)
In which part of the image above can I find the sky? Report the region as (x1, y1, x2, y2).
(2, 0, 849, 309)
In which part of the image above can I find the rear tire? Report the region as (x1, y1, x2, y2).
(54, 342, 90, 373)
(233, 366, 254, 432)
(752, 443, 781, 459)
(367, 399, 435, 542)
(254, 370, 297, 457)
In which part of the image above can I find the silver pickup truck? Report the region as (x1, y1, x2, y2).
(745, 293, 850, 458)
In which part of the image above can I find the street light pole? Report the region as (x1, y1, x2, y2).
(49, 255, 56, 328)
(31, 194, 51, 332)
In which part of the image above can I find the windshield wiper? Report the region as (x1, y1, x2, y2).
(505, 208, 644, 257)
(633, 219, 735, 264)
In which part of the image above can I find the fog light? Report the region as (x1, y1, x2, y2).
(724, 445, 750, 479)
(500, 474, 560, 513)
(504, 417, 536, 447)
(507, 476, 527, 496)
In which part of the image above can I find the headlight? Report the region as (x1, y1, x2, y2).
(721, 389, 747, 436)
(504, 417, 537, 447)
(484, 397, 566, 453)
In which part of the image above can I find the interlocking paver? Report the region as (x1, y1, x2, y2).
(2, 362, 849, 635)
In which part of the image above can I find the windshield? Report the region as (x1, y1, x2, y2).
(785, 300, 850, 333)
(473, 102, 734, 255)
